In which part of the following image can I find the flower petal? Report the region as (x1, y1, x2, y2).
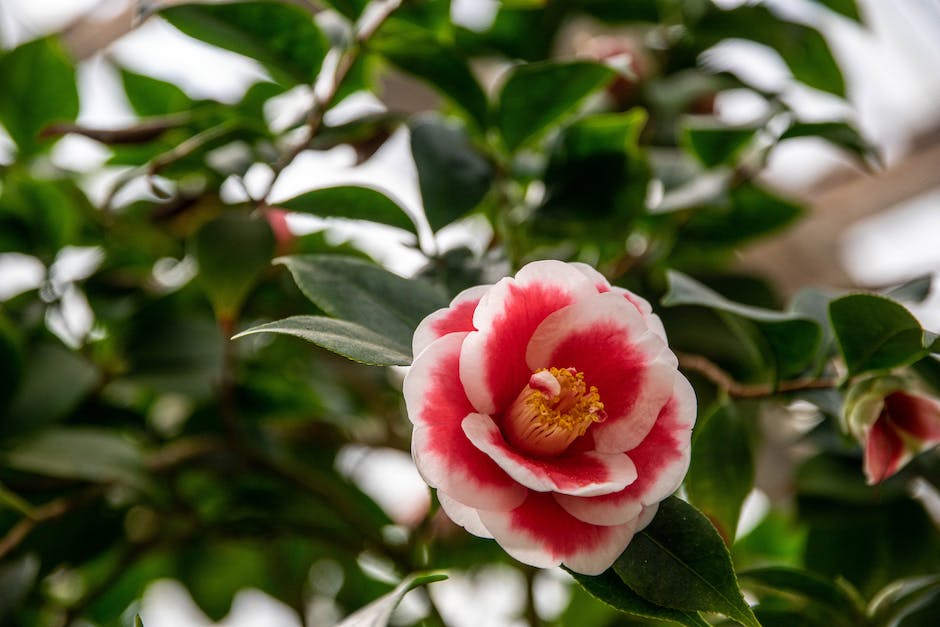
(554, 376, 695, 525)
(404, 333, 527, 510)
(438, 492, 493, 539)
(478, 491, 638, 575)
(526, 292, 678, 453)
(412, 285, 490, 358)
(864, 413, 906, 485)
(885, 392, 940, 444)
(459, 261, 597, 415)
(461, 413, 637, 496)
(569, 262, 612, 293)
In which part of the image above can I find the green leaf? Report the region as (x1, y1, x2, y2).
(884, 274, 933, 304)
(278, 186, 418, 235)
(0, 555, 39, 622)
(681, 119, 757, 168)
(781, 121, 879, 167)
(568, 569, 711, 627)
(663, 270, 821, 379)
(685, 402, 754, 542)
(135, 615, 144, 627)
(0, 36, 79, 156)
(869, 575, 940, 627)
(120, 68, 193, 117)
(0, 314, 23, 411)
(1, 427, 145, 485)
(160, 1, 328, 86)
(679, 184, 804, 247)
(829, 293, 932, 375)
(192, 211, 275, 318)
(497, 60, 616, 151)
(410, 117, 493, 232)
(371, 20, 488, 127)
(335, 572, 447, 627)
(275, 255, 447, 348)
(234, 315, 412, 366)
(614, 497, 760, 627)
(809, 0, 862, 22)
(740, 567, 866, 625)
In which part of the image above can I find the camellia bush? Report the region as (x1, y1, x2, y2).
(1, 0, 939, 625)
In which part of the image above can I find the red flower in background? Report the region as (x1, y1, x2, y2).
(403, 261, 696, 574)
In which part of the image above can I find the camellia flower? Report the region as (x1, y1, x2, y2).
(403, 260, 696, 574)
(844, 376, 940, 485)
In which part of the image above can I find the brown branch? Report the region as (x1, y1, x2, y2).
(0, 486, 105, 560)
(676, 352, 839, 398)
(40, 115, 189, 144)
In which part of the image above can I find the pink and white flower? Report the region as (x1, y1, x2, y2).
(844, 376, 940, 485)
(403, 260, 696, 575)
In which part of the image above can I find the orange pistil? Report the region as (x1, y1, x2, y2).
(503, 367, 607, 457)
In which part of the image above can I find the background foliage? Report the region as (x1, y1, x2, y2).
(1, 0, 938, 625)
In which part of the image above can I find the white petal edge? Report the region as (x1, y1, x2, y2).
(412, 284, 491, 358)
(438, 492, 494, 539)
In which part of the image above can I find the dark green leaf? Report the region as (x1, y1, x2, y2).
(685, 402, 754, 542)
(0, 555, 39, 621)
(0, 36, 79, 156)
(335, 572, 447, 627)
(829, 293, 931, 375)
(664, 270, 821, 379)
(497, 60, 616, 150)
(614, 497, 759, 627)
(278, 186, 417, 235)
(1, 427, 145, 485)
(781, 121, 879, 167)
(410, 117, 493, 231)
(679, 184, 804, 247)
(869, 575, 940, 627)
(192, 211, 275, 318)
(681, 119, 757, 167)
(276, 255, 447, 348)
(809, 0, 862, 22)
(120, 68, 193, 117)
(161, 1, 328, 86)
(568, 569, 711, 627)
(0, 314, 23, 411)
(234, 315, 412, 366)
(740, 567, 866, 625)
(371, 20, 488, 127)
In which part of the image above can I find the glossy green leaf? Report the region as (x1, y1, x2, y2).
(192, 211, 275, 318)
(568, 569, 711, 627)
(829, 293, 932, 375)
(681, 119, 757, 168)
(371, 20, 488, 127)
(161, 1, 328, 86)
(685, 402, 754, 542)
(278, 186, 417, 235)
(497, 60, 616, 150)
(614, 497, 759, 627)
(740, 566, 866, 625)
(1, 427, 145, 485)
(781, 121, 879, 167)
(0, 36, 79, 156)
(664, 270, 821, 379)
(120, 68, 193, 117)
(411, 117, 493, 231)
(234, 315, 412, 365)
(276, 255, 447, 348)
(335, 572, 447, 627)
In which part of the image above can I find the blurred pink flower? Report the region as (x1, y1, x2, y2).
(863, 389, 940, 485)
(403, 260, 695, 574)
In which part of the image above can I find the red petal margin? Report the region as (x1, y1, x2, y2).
(404, 333, 527, 510)
(478, 491, 639, 575)
(885, 392, 940, 443)
(459, 261, 597, 415)
(864, 412, 906, 485)
(411, 284, 490, 358)
(554, 376, 696, 525)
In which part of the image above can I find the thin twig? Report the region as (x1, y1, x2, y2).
(0, 486, 105, 560)
(522, 566, 543, 627)
(677, 352, 839, 398)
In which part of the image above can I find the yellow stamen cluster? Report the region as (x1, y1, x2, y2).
(503, 367, 607, 457)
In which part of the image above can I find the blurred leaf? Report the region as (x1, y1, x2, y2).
(614, 497, 760, 627)
(810, 0, 862, 22)
(781, 121, 879, 167)
(192, 210, 275, 318)
(120, 68, 193, 117)
(685, 402, 754, 542)
(410, 117, 493, 231)
(278, 186, 417, 235)
(497, 60, 615, 150)
(740, 567, 866, 626)
(161, 1, 328, 86)
(0, 555, 39, 622)
(0, 314, 23, 411)
(0, 175, 86, 255)
(335, 572, 447, 627)
(884, 275, 933, 304)
(664, 271, 821, 378)
(276, 255, 447, 348)
(869, 575, 940, 627)
(372, 20, 488, 127)
(235, 316, 412, 366)
(681, 118, 757, 168)
(829, 294, 932, 375)
(1, 427, 144, 485)
(136, 616, 144, 627)
(679, 183, 804, 247)
(0, 36, 78, 155)
(568, 569, 711, 627)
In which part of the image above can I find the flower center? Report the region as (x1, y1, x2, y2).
(503, 367, 607, 457)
